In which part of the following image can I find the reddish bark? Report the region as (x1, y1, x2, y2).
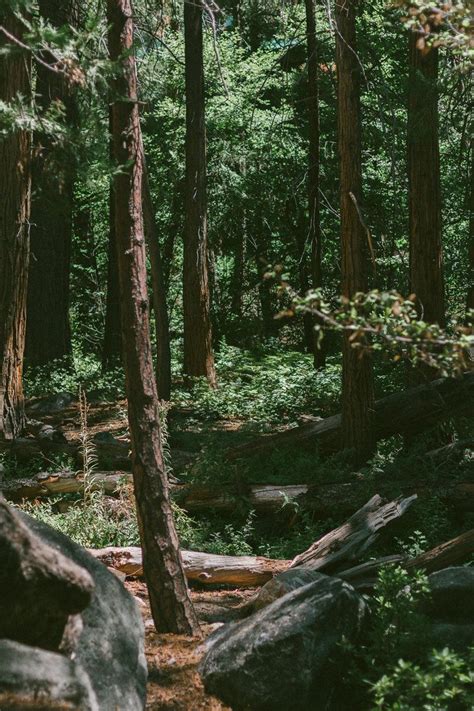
(183, 0, 216, 385)
(0, 11, 32, 439)
(336, 0, 375, 463)
(107, 0, 199, 635)
(408, 37, 445, 327)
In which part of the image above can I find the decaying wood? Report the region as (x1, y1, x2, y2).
(91, 526, 474, 592)
(90, 494, 416, 586)
(289, 494, 416, 571)
(1, 470, 133, 501)
(0, 499, 94, 651)
(405, 528, 474, 575)
(336, 528, 474, 591)
(5, 471, 472, 518)
(0, 435, 130, 471)
(89, 547, 289, 587)
(226, 373, 474, 460)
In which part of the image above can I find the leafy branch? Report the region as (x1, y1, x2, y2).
(270, 268, 473, 375)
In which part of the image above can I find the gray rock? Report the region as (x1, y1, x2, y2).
(429, 622, 474, 653)
(0, 639, 99, 710)
(20, 512, 147, 711)
(243, 569, 329, 614)
(28, 392, 76, 414)
(427, 567, 474, 623)
(200, 576, 366, 711)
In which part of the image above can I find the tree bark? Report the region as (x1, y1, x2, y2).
(336, 0, 375, 463)
(183, 0, 216, 385)
(305, 0, 325, 368)
(142, 154, 172, 401)
(408, 37, 445, 328)
(107, 0, 199, 635)
(0, 11, 31, 439)
(25, 0, 76, 367)
(102, 109, 123, 370)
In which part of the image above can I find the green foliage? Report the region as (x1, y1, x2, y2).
(343, 565, 474, 709)
(24, 355, 124, 399)
(18, 491, 140, 549)
(175, 341, 341, 427)
(372, 648, 474, 710)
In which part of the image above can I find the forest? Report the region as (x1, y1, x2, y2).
(0, 0, 473, 709)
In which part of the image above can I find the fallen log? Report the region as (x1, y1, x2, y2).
(405, 528, 474, 574)
(89, 547, 289, 587)
(4, 470, 473, 517)
(0, 435, 131, 471)
(226, 373, 474, 461)
(91, 527, 474, 590)
(289, 494, 416, 571)
(1, 470, 133, 501)
(90, 494, 415, 586)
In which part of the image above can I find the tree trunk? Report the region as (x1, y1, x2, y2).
(467, 139, 474, 315)
(183, 0, 216, 385)
(142, 155, 172, 401)
(336, 0, 375, 464)
(102, 109, 122, 370)
(408, 37, 445, 328)
(107, 0, 199, 635)
(226, 372, 474, 460)
(305, 0, 325, 368)
(25, 0, 75, 367)
(0, 11, 31, 439)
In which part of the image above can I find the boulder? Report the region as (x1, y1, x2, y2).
(20, 512, 147, 711)
(429, 623, 474, 653)
(200, 576, 366, 711)
(0, 500, 94, 651)
(243, 569, 329, 614)
(427, 567, 474, 623)
(0, 639, 99, 710)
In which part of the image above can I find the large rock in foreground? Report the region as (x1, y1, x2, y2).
(0, 640, 99, 710)
(18, 513, 147, 711)
(200, 576, 366, 711)
(425, 567, 474, 652)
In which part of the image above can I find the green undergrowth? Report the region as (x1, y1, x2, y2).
(343, 565, 474, 710)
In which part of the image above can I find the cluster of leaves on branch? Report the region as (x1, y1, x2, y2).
(0, 0, 108, 136)
(393, 1, 474, 67)
(274, 269, 473, 375)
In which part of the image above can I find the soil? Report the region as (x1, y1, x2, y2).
(125, 580, 253, 710)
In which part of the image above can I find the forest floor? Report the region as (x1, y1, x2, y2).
(126, 580, 253, 710)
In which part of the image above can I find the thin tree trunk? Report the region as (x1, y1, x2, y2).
(305, 0, 325, 368)
(336, 0, 375, 464)
(142, 154, 172, 401)
(107, 0, 199, 635)
(467, 138, 474, 315)
(183, 0, 216, 385)
(102, 108, 122, 370)
(25, 0, 75, 367)
(0, 11, 31, 439)
(408, 37, 445, 327)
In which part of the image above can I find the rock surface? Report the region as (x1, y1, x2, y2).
(427, 567, 474, 623)
(243, 568, 329, 614)
(0, 639, 99, 710)
(200, 575, 366, 711)
(424, 567, 474, 653)
(20, 512, 147, 711)
(0, 500, 94, 651)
